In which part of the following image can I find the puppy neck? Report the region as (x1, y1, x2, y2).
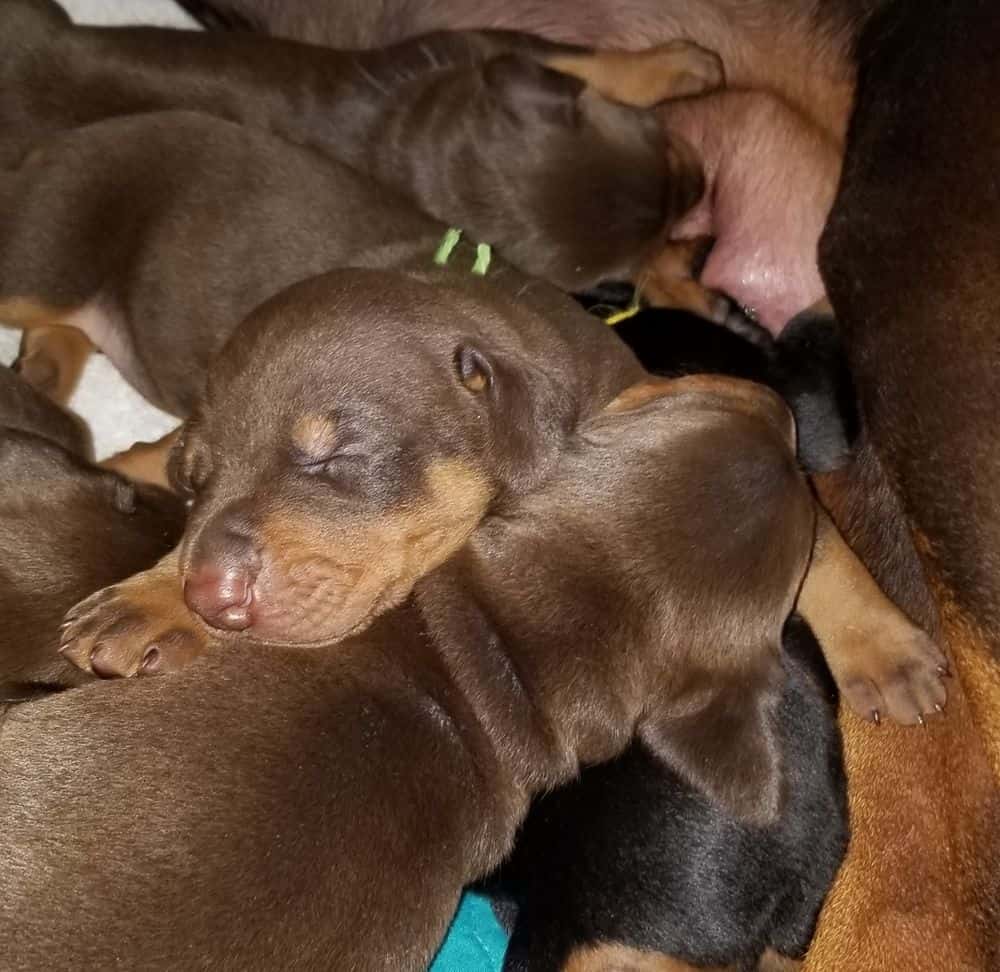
(413, 506, 651, 794)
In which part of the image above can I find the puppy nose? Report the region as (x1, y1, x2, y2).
(184, 565, 255, 630)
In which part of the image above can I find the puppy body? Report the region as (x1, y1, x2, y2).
(0, 0, 708, 299)
(0, 369, 815, 970)
(0, 366, 184, 699)
(0, 111, 447, 414)
(0, 83, 674, 415)
(477, 311, 853, 972)
(491, 617, 846, 972)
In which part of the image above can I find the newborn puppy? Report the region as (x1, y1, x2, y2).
(1, 111, 451, 417)
(53, 267, 945, 730)
(1, 0, 715, 323)
(58, 267, 640, 666)
(479, 309, 854, 972)
(170, 0, 863, 332)
(0, 366, 184, 701)
(0, 41, 703, 417)
(490, 618, 846, 972)
(0, 316, 817, 969)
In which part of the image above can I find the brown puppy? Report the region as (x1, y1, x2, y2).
(1, 111, 451, 418)
(0, 361, 87, 456)
(803, 0, 1000, 968)
(0, 15, 709, 413)
(0, 0, 718, 389)
(56, 270, 945, 734)
(0, 347, 817, 970)
(0, 366, 184, 701)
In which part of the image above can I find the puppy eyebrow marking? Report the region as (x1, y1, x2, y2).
(291, 415, 339, 462)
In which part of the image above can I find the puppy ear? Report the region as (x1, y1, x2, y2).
(639, 663, 786, 827)
(454, 344, 495, 394)
(483, 54, 585, 126)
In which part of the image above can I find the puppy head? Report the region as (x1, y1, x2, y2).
(477, 54, 705, 289)
(0, 428, 184, 660)
(170, 269, 589, 646)
(575, 376, 813, 824)
(0, 365, 90, 458)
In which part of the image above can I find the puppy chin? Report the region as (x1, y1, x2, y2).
(239, 582, 387, 649)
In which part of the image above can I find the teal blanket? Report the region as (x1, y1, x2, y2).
(428, 891, 508, 971)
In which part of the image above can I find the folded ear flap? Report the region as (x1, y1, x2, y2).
(483, 54, 585, 127)
(639, 663, 786, 827)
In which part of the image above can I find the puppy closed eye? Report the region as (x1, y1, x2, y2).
(304, 450, 370, 486)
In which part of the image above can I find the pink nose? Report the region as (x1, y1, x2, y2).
(183, 566, 255, 631)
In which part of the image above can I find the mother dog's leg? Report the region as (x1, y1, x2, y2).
(809, 0, 1000, 968)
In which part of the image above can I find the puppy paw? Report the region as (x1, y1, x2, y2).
(837, 624, 948, 727)
(648, 39, 726, 100)
(59, 575, 208, 679)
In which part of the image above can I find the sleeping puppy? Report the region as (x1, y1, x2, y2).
(53, 267, 946, 734)
(0, 366, 184, 701)
(478, 310, 853, 972)
(0, 278, 820, 969)
(0, 58, 702, 416)
(1, 0, 716, 392)
(489, 617, 846, 972)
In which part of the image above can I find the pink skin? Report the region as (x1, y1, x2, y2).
(378, 3, 849, 332)
(661, 91, 843, 334)
(238, 0, 855, 333)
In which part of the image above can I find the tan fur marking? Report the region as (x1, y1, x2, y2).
(256, 458, 491, 642)
(757, 951, 803, 972)
(639, 240, 727, 322)
(798, 508, 947, 725)
(805, 521, 1000, 970)
(291, 414, 339, 460)
(15, 325, 92, 404)
(263, 458, 490, 583)
(0, 297, 78, 330)
(605, 374, 794, 450)
(563, 942, 733, 971)
(101, 428, 181, 490)
(59, 549, 208, 678)
(805, 686, 995, 970)
(546, 40, 724, 109)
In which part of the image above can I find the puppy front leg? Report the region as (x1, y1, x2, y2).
(101, 428, 181, 490)
(60, 549, 213, 678)
(14, 325, 92, 404)
(798, 507, 948, 725)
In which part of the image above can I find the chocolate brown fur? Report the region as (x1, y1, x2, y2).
(0, 350, 815, 969)
(0, 0, 708, 314)
(57, 267, 642, 669)
(0, 111, 448, 414)
(0, 366, 184, 701)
